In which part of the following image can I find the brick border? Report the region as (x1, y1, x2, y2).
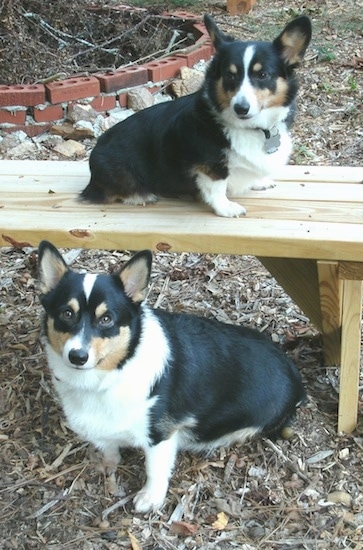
(0, 11, 213, 137)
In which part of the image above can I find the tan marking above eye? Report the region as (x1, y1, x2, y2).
(67, 298, 80, 314)
(95, 302, 108, 318)
(252, 62, 263, 72)
(229, 64, 238, 74)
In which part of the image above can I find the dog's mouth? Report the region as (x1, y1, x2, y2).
(236, 113, 253, 120)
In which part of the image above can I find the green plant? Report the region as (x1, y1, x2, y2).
(348, 75, 358, 91)
(316, 46, 337, 63)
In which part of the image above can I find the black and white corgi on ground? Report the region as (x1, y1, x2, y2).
(38, 240, 306, 513)
(81, 14, 311, 217)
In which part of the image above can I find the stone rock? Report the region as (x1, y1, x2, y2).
(0, 131, 28, 152)
(171, 66, 204, 98)
(67, 103, 99, 124)
(127, 87, 154, 111)
(7, 142, 38, 158)
(74, 120, 94, 136)
(96, 109, 135, 134)
(106, 108, 134, 122)
(51, 122, 94, 140)
(53, 139, 86, 158)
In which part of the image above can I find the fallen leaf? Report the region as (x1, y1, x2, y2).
(169, 521, 199, 537)
(212, 511, 229, 530)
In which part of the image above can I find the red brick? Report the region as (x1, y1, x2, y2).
(0, 84, 46, 108)
(33, 103, 64, 123)
(0, 108, 27, 124)
(194, 38, 215, 56)
(162, 11, 199, 20)
(45, 76, 100, 104)
(0, 123, 52, 137)
(90, 95, 117, 112)
(96, 66, 148, 93)
(145, 85, 161, 95)
(176, 45, 213, 67)
(117, 93, 128, 108)
(144, 57, 187, 82)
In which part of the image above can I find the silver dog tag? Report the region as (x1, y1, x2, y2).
(263, 127, 281, 154)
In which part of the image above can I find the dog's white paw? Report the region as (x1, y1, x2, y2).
(250, 178, 276, 191)
(122, 193, 158, 206)
(214, 199, 246, 218)
(133, 484, 167, 513)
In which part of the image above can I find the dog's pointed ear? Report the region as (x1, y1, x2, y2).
(204, 14, 234, 50)
(273, 15, 312, 67)
(119, 250, 152, 304)
(38, 240, 69, 294)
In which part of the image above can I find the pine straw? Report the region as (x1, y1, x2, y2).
(1, 0, 363, 547)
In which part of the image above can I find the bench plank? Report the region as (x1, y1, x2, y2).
(1, 161, 363, 262)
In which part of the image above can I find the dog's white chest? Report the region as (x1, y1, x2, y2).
(55, 378, 153, 444)
(225, 124, 292, 196)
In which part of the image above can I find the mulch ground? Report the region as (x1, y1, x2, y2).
(0, 0, 362, 548)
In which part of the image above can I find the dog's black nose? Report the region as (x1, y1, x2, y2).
(234, 101, 250, 117)
(69, 348, 89, 366)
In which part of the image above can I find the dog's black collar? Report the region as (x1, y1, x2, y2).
(261, 126, 281, 154)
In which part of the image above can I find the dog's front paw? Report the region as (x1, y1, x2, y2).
(214, 199, 246, 218)
(250, 178, 276, 191)
(133, 484, 167, 513)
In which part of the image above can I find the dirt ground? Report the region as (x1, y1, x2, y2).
(0, 0, 363, 548)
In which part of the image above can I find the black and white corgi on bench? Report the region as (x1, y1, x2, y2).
(81, 14, 311, 217)
(38, 241, 306, 513)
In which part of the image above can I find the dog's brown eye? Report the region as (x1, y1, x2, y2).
(256, 71, 269, 80)
(99, 314, 114, 328)
(60, 308, 74, 321)
(225, 71, 237, 84)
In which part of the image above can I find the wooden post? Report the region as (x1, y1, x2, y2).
(338, 279, 362, 433)
(317, 261, 342, 365)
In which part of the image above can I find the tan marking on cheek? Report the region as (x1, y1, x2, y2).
(252, 62, 262, 72)
(47, 319, 71, 355)
(216, 77, 235, 110)
(93, 327, 132, 371)
(95, 302, 108, 318)
(255, 77, 288, 109)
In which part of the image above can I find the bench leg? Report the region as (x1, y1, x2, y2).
(259, 257, 362, 433)
(317, 261, 342, 365)
(338, 279, 362, 433)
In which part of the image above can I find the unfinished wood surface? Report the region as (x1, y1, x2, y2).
(317, 261, 342, 365)
(338, 280, 363, 433)
(339, 262, 363, 280)
(1, 161, 363, 262)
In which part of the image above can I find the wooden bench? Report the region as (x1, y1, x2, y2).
(1, 160, 363, 433)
